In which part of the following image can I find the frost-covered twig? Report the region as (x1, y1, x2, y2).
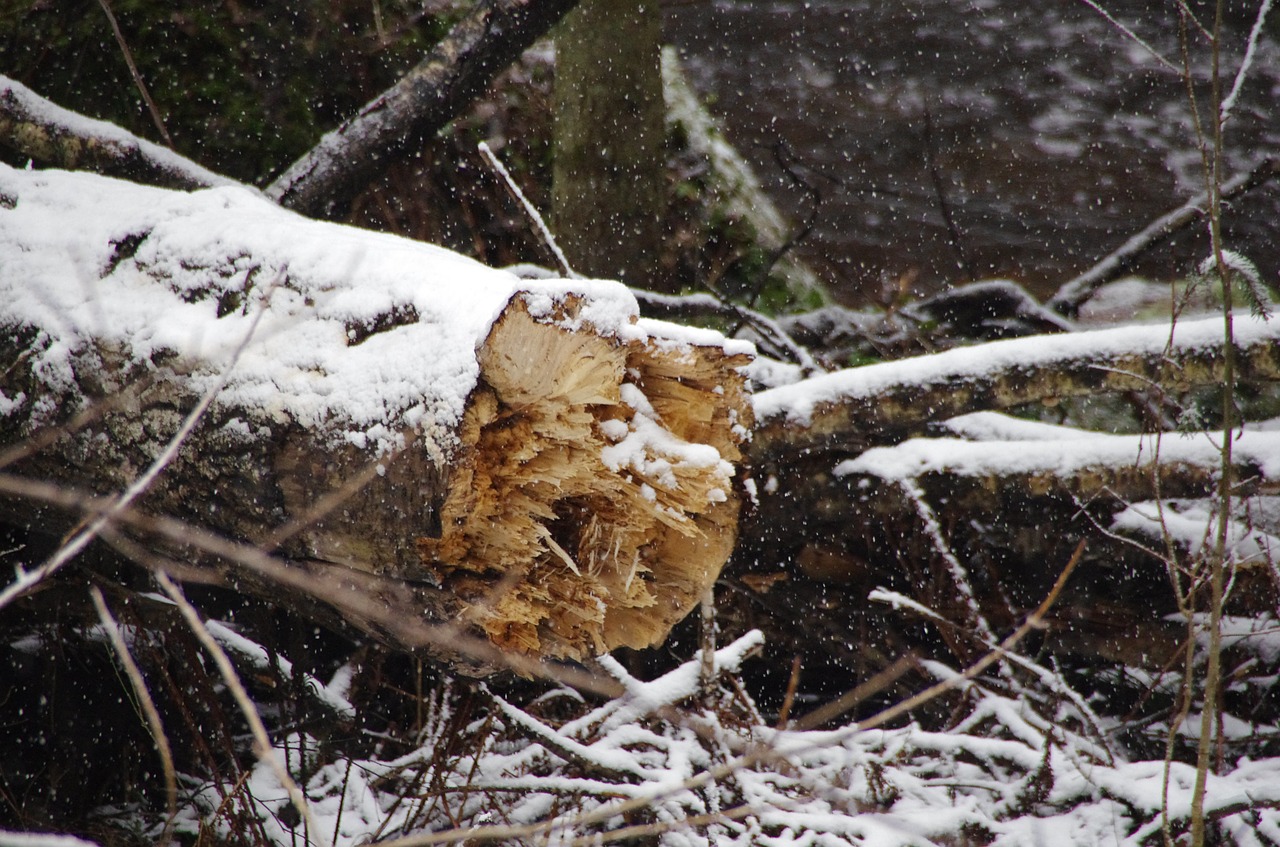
(869, 585, 1114, 764)
(900, 478, 998, 645)
(1220, 0, 1274, 125)
(489, 691, 648, 782)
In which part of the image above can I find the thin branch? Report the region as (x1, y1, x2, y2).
(155, 572, 328, 847)
(789, 654, 918, 731)
(699, 585, 717, 697)
(476, 141, 576, 278)
(1220, 0, 1274, 125)
(739, 140, 821, 309)
(95, 0, 173, 148)
(89, 586, 179, 839)
(1074, 0, 1181, 72)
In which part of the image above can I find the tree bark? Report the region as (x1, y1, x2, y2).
(0, 165, 751, 669)
(750, 313, 1280, 462)
(0, 75, 236, 192)
(267, 0, 582, 218)
(551, 0, 666, 288)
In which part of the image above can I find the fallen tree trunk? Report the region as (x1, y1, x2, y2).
(0, 164, 752, 669)
(750, 313, 1280, 462)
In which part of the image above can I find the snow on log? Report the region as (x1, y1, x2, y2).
(0, 165, 753, 664)
(837, 414, 1280, 506)
(751, 314, 1280, 461)
(0, 75, 237, 191)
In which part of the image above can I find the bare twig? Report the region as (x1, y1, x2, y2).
(89, 586, 179, 840)
(95, 0, 174, 148)
(1074, 0, 1180, 72)
(789, 655, 918, 731)
(774, 654, 803, 729)
(476, 141, 576, 278)
(155, 572, 328, 847)
(738, 140, 822, 309)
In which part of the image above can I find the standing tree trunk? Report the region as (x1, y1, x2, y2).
(552, 0, 668, 289)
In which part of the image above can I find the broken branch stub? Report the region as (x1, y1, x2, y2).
(0, 165, 752, 666)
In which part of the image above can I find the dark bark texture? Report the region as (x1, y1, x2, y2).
(266, 0, 582, 218)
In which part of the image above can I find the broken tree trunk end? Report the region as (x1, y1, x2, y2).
(0, 165, 752, 671)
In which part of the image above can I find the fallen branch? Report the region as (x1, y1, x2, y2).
(266, 0, 581, 217)
(834, 425, 1280, 507)
(0, 75, 235, 191)
(1048, 156, 1280, 318)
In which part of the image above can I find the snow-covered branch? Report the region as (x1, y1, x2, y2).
(0, 75, 238, 191)
(751, 313, 1280, 461)
(266, 0, 581, 217)
(1048, 156, 1280, 317)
